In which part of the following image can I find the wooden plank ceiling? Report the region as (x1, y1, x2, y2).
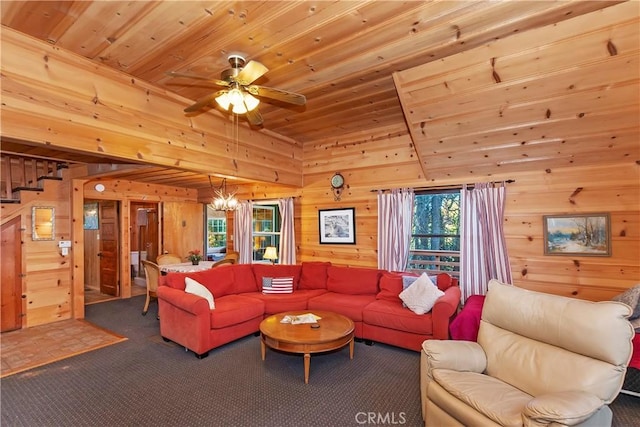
(1, 1, 636, 189)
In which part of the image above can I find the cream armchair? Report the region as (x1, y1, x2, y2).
(421, 280, 633, 427)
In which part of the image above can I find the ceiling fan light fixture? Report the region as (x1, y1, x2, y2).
(228, 87, 244, 107)
(243, 93, 260, 112)
(220, 86, 259, 114)
(215, 92, 231, 110)
(232, 102, 248, 115)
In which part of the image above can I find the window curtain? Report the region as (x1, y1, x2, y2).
(377, 188, 415, 271)
(233, 201, 254, 264)
(460, 182, 512, 300)
(277, 197, 296, 265)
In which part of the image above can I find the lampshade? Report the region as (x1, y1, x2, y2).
(215, 87, 260, 114)
(263, 246, 278, 263)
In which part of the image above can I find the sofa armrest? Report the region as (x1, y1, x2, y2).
(157, 285, 212, 355)
(157, 285, 210, 316)
(523, 391, 604, 426)
(422, 340, 487, 378)
(431, 285, 462, 339)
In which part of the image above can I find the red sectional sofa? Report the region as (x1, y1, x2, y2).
(157, 262, 461, 358)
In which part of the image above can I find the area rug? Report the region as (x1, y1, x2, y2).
(1, 319, 127, 378)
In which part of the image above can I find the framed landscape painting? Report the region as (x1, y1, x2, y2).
(319, 208, 355, 244)
(543, 213, 611, 256)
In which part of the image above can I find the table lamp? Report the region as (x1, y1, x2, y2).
(263, 246, 278, 264)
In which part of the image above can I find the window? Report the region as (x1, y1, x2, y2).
(252, 203, 280, 262)
(206, 207, 227, 260)
(409, 191, 460, 276)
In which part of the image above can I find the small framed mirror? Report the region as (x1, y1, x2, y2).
(32, 206, 55, 241)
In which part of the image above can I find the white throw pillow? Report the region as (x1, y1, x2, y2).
(184, 277, 215, 309)
(399, 273, 444, 315)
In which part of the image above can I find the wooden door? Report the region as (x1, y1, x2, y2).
(99, 201, 119, 296)
(1, 216, 23, 332)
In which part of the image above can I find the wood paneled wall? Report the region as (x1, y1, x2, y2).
(505, 163, 639, 301)
(0, 169, 208, 328)
(76, 175, 201, 304)
(1, 174, 72, 328)
(297, 127, 639, 300)
(162, 201, 204, 261)
(0, 27, 303, 187)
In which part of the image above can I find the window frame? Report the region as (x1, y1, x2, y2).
(252, 202, 281, 263)
(409, 189, 461, 276)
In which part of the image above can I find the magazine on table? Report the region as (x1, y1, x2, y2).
(280, 313, 322, 324)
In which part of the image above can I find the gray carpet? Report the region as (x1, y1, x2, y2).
(1, 296, 638, 426)
(1, 296, 422, 427)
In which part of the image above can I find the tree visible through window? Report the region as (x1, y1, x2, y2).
(206, 207, 227, 260)
(253, 204, 280, 262)
(409, 190, 460, 276)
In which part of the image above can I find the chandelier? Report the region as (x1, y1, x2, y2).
(215, 83, 260, 115)
(209, 177, 238, 211)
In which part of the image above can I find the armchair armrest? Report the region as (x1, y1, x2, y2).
(420, 339, 487, 422)
(422, 340, 487, 378)
(523, 391, 604, 426)
(431, 285, 462, 339)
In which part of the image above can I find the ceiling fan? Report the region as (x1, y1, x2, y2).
(166, 55, 306, 126)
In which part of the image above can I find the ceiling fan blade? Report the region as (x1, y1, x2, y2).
(235, 60, 268, 86)
(245, 107, 264, 126)
(184, 91, 224, 113)
(247, 85, 306, 106)
(166, 71, 230, 87)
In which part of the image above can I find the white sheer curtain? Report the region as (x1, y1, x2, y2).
(460, 182, 512, 300)
(377, 188, 415, 271)
(277, 197, 296, 265)
(233, 201, 254, 264)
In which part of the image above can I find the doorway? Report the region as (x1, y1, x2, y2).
(130, 203, 159, 289)
(1, 216, 23, 332)
(84, 200, 121, 304)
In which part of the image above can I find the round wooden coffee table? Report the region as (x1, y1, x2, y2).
(260, 310, 355, 384)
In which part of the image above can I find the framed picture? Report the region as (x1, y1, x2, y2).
(319, 208, 356, 244)
(83, 202, 99, 230)
(543, 213, 611, 256)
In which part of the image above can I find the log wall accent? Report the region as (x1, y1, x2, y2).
(0, 27, 303, 187)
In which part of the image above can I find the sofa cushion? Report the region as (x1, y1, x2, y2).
(400, 273, 444, 315)
(402, 275, 419, 289)
(253, 264, 301, 289)
(299, 262, 331, 290)
(185, 277, 215, 309)
(209, 295, 264, 329)
(308, 292, 376, 322)
(377, 272, 403, 302)
(164, 267, 235, 297)
(231, 264, 259, 293)
(242, 289, 326, 315)
(262, 277, 294, 294)
(434, 272, 458, 292)
(613, 284, 640, 320)
(326, 266, 382, 295)
(363, 299, 433, 335)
